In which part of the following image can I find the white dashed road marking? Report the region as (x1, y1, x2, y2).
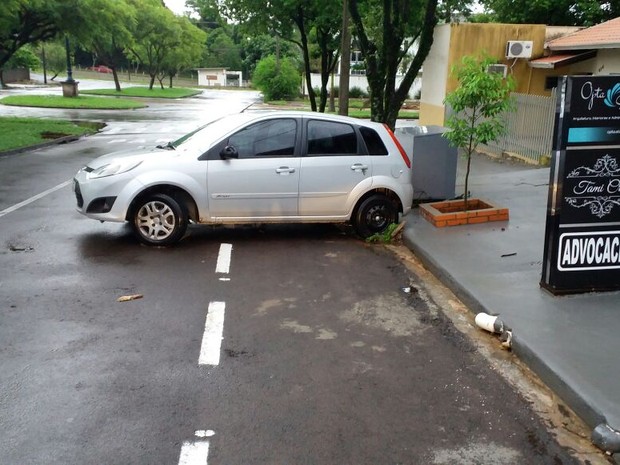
(178, 440, 210, 465)
(0, 180, 71, 218)
(179, 243, 233, 463)
(199, 301, 226, 366)
(216, 243, 233, 275)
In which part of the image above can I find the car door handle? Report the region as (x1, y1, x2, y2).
(351, 163, 369, 174)
(276, 166, 296, 174)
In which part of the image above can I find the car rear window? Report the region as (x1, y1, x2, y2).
(307, 120, 357, 155)
(359, 126, 388, 155)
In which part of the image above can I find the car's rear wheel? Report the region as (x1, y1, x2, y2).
(353, 194, 398, 238)
(130, 193, 187, 246)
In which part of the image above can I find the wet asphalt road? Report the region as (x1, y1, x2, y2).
(0, 88, 599, 464)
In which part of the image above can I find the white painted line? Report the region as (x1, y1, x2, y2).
(219, 278, 231, 282)
(199, 302, 225, 366)
(178, 440, 209, 465)
(0, 180, 71, 218)
(195, 430, 215, 438)
(215, 243, 233, 274)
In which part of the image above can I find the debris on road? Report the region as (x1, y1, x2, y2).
(117, 294, 143, 302)
(475, 312, 513, 350)
(475, 312, 505, 334)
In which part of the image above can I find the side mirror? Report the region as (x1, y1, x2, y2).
(220, 145, 239, 159)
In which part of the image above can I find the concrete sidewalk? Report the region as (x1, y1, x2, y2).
(402, 152, 620, 456)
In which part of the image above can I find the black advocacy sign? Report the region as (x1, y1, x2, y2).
(541, 76, 620, 294)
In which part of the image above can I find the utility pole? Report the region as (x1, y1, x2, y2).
(338, 0, 351, 116)
(41, 45, 47, 84)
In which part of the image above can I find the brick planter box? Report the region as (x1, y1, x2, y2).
(419, 198, 509, 228)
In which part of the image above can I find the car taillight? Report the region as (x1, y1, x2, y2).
(384, 124, 411, 169)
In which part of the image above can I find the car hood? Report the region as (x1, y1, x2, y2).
(86, 146, 176, 170)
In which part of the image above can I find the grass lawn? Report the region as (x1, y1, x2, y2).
(0, 95, 147, 110)
(0, 117, 100, 152)
(81, 86, 202, 99)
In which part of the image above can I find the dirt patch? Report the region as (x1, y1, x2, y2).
(340, 292, 425, 337)
(40, 131, 70, 139)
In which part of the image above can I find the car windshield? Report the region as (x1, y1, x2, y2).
(157, 117, 225, 151)
(171, 123, 210, 147)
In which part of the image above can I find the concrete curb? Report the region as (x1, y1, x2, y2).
(402, 231, 620, 457)
(0, 134, 85, 158)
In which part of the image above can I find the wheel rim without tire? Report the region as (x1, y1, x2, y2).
(136, 200, 176, 241)
(367, 204, 389, 231)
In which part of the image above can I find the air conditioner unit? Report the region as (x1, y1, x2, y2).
(487, 64, 507, 78)
(506, 40, 533, 59)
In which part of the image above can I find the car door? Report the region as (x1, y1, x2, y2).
(298, 118, 372, 217)
(206, 117, 301, 219)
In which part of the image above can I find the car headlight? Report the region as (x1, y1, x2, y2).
(88, 160, 142, 179)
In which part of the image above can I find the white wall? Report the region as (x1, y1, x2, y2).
(420, 24, 451, 107)
(197, 69, 243, 87)
(304, 73, 422, 98)
(592, 49, 620, 75)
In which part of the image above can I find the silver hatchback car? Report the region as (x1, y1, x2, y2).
(73, 111, 413, 245)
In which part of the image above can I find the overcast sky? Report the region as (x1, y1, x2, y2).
(163, 0, 187, 15)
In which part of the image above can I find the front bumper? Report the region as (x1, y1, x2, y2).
(73, 168, 142, 222)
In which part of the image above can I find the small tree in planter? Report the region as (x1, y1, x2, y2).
(443, 54, 515, 209)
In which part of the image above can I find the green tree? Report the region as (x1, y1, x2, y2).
(443, 55, 515, 208)
(240, 34, 299, 79)
(128, 0, 183, 89)
(349, 0, 439, 129)
(6, 45, 39, 70)
(437, 0, 472, 22)
(253, 54, 300, 100)
(38, 41, 66, 81)
(203, 28, 242, 69)
(0, 0, 72, 87)
(477, 0, 620, 26)
(221, 0, 341, 112)
(160, 16, 207, 88)
(77, 0, 137, 91)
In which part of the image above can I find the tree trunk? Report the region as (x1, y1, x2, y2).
(112, 68, 122, 92)
(293, 10, 317, 112)
(339, 0, 351, 116)
(317, 29, 339, 114)
(149, 74, 155, 90)
(349, 0, 438, 130)
(464, 107, 477, 209)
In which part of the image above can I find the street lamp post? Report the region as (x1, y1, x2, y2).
(61, 35, 79, 97)
(65, 36, 75, 83)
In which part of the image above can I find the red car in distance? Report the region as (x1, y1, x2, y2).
(88, 65, 113, 73)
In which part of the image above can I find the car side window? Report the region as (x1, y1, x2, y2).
(228, 119, 297, 158)
(306, 120, 358, 156)
(359, 126, 388, 155)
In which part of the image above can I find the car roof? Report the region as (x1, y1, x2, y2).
(221, 110, 383, 130)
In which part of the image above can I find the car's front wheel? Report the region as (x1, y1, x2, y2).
(130, 193, 187, 246)
(353, 194, 398, 238)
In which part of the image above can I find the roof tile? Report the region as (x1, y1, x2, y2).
(548, 17, 620, 50)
